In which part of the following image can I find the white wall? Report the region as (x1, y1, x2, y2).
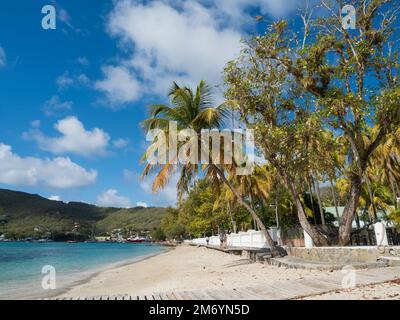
(185, 229, 278, 249)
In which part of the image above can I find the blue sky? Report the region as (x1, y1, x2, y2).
(0, 0, 302, 207)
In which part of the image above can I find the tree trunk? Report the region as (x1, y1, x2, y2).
(313, 175, 326, 225)
(227, 201, 236, 233)
(249, 193, 258, 230)
(364, 175, 377, 222)
(213, 166, 281, 255)
(286, 175, 330, 246)
(329, 179, 340, 222)
(338, 174, 363, 246)
(307, 177, 317, 224)
(275, 193, 280, 229)
(389, 174, 398, 210)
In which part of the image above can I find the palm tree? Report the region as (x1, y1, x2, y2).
(141, 81, 280, 255)
(370, 128, 400, 209)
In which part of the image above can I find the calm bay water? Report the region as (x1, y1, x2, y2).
(0, 242, 166, 300)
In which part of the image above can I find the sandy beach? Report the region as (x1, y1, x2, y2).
(57, 245, 400, 300)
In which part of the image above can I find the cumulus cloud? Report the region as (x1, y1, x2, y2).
(24, 116, 110, 157)
(136, 201, 148, 208)
(95, 66, 141, 105)
(0, 46, 6, 67)
(56, 72, 74, 89)
(77, 57, 89, 66)
(96, 189, 132, 208)
(56, 71, 90, 89)
(95, 0, 242, 105)
(42, 95, 73, 117)
(94, 0, 305, 107)
(0, 143, 97, 188)
(113, 138, 130, 149)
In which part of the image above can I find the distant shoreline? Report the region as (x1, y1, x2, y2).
(0, 242, 169, 300)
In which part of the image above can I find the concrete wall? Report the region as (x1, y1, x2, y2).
(186, 229, 278, 249)
(284, 246, 400, 263)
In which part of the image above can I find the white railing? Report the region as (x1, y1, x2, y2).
(185, 228, 278, 249)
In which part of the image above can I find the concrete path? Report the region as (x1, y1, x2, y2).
(57, 266, 400, 300)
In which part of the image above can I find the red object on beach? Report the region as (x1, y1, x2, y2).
(126, 237, 146, 243)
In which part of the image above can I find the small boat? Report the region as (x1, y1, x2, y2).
(126, 236, 146, 243)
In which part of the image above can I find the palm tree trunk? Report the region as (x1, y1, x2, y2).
(275, 193, 280, 229)
(213, 165, 280, 255)
(364, 175, 377, 223)
(248, 193, 258, 230)
(355, 211, 361, 229)
(307, 177, 317, 224)
(389, 174, 398, 209)
(313, 174, 326, 225)
(330, 179, 340, 222)
(227, 201, 236, 233)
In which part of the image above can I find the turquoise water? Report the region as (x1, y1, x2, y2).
(0, 242, 166, 300)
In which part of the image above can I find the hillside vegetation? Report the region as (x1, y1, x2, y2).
(0, 189, 166, 239)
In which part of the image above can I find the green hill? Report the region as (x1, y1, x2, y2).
(0, 189, 167, 240)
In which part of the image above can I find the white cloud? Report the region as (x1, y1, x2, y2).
(56, 72, 90, 89)
(77, 74, 90, 85)
(0, 143, 97, 188)
(77, 57, 89, 66)
(55, 4, 82, 34)
(56, 72, 74, 89)
(31, 120, 41, 128)
(97, 189, 132, 208)
(95, 66, 141, 105)
(113, 138, 130, 149)
(43, 95, 73, 116)
(25, 116, 110, 157)
(95, 0, 242, 105)
(0, 46, 6, 67)
(136, 201, 148, 208)
(95, 0, 304, 106)
(49, 195, 61, 201)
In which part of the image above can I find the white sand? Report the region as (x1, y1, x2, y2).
(57, 245, 399, 299)
(301, 281, 400, 300)
(58, 245, 323, 298)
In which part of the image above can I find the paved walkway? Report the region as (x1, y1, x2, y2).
(56, 266, 400, 300)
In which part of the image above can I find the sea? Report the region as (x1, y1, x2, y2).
(0, 242, 166, 300)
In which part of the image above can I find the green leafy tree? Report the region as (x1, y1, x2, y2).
(151, 228, 166, 242)
(224, 0, 400, 245)
(160, 208, 186, 239)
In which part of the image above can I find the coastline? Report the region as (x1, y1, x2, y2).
(55, 244, 326, 298)
(56, 245, 400, 300)
(0, 243, 170, 300)
(44, 245, 172, 300)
